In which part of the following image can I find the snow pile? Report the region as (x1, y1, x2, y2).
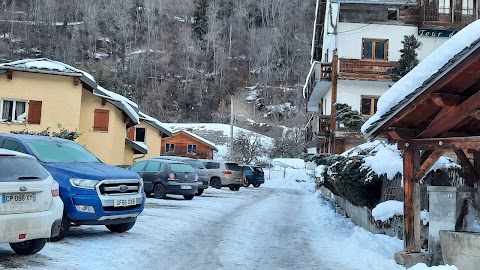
(263, 158, 316, 191)
(409, 264, 458, 270)
(272, 158, 305, 169)
(362, 20, 480, 134)
(372, 200, 430, 225)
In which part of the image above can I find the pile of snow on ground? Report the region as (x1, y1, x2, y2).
(263, 158, 315, 192)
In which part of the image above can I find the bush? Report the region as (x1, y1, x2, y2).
(11, 124, 81, 141)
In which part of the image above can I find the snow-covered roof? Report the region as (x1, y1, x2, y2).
(125, 138, 148, 154)
(362, 20, 480, 137)
(0, 58, 96, 88)
(139, 112, 172, 137)
(95, 86, 140, 125)
(176, 130, 218, 151)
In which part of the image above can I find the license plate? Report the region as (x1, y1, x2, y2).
(2, 193, 36, 203)
(181, 185, 192, 190)
(113, 198, 136, 207)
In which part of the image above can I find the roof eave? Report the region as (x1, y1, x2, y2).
(0, 66, 83, 77)
(125, 138, 148, 154)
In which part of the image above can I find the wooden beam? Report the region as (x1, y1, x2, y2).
(386, 127, 417, 140)
(403, 149, 421, 252)
(399, 136, 480, 150)
(419, 90, 480, 138)
(102, 99, 107, 106)
(471, 109, 480, 121)
(428, 93, 467, 108)
(454, 149, 479, 184)
(6, 70, 12, 80)
(414, 149, 444, 182)
(473, 152, 480, 186)
(73, 77, 80, 86)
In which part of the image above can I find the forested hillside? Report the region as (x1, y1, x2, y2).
(0, 0, 314, 129)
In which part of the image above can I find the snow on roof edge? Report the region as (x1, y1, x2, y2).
(139, 112, 173, 136)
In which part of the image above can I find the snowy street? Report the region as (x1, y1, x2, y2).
(0, 167, 410, 270)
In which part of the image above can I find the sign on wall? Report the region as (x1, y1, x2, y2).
(418, 28, 458, 38)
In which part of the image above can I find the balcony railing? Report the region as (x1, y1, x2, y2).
(339, 58, 398, 80)
(161, 148, 211, 159)
(303, 61, 332, 101)
(423, 6, 477, 24)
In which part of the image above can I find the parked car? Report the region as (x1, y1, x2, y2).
(128, 159, 198, 200)
(0, 149, 63, 255)
(240, 165, 265, 187)
(200, 160, 244, 191)
(0, 134, 145, 242)
(154, 156, 209, 196)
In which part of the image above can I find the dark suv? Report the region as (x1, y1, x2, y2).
(129, 159, 198, 200)
(154, 156, 209, 196)
(240, 165, 265, 187)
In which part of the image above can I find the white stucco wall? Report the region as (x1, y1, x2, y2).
(417, 35, 449, 60)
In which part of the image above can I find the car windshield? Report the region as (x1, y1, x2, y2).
(170, 163, 195, 173)
(26, 140, 101, 163)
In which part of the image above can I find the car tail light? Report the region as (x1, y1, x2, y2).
(167, 173, 175, 180)
(223, 170, 232, 175)
(51, 180, 60, 197)
(18, 234, 26, 239)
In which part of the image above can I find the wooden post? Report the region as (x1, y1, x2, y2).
(403, 148, 421, 252)
(330, 50, 338, 153)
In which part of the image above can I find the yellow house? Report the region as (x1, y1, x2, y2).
(0, 58, 141, 165)
(125, 112, 172, 164)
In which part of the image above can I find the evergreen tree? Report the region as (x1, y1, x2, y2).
(334, 103, 364, 132)
(192, 0, 209, 42)
(388, 35, 422, 82)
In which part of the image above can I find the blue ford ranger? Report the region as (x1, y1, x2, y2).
(0, 134, 145, 241)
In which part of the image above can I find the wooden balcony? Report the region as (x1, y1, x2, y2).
(339, 58, 398, 81)
(161, 147, 211, 159)
(304, 62, 332, 101)
(421, 6, 478, 29)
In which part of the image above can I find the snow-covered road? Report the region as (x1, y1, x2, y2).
(0, 165, 447, 270)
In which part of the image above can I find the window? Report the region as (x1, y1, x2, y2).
(145, 161, 161, 172)
(362, 39, 388, 60)
(388, 8, 398, 20)
(129, 161, 147, 172)
(135, 128, 146, 142)
(1, 139, 26, 153)
(187, 144, 197, 155)
(166, 143, 175, 154)
(361, 96, 379, 115)
(1, 99, 27, 123)
(93, 109, 109, 132)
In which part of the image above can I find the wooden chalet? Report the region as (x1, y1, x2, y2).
(363, 22, 480, 261)
(160, 130, 217, 159)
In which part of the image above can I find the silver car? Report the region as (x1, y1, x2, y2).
(200, 160, 244, 191)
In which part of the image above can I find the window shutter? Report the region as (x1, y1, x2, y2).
(27, 100, 42, 124)
(93, 109, 109, 131)
(127, 127, 135, 140)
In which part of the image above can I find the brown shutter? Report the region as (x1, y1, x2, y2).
(93, 109, 109, 131)
(127, 127, 135, 140)
(27, 100, 42, 124)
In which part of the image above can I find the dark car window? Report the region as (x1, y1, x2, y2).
(253, 167, 264, 173)
(145, 161, 161, 172)
(183, 159, 205, 169)
(1, 139, 26, 153)
(204, 162, 219, 169)
(0, 156, 49, 182)
(130, 161, 147, 172)
(26, 140, 100, 163)
(225, 163, 242, 171)
(241, 166, 252, 171)
(171, 163, 195, 173)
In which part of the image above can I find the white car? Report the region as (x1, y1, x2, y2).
(0, 149, 63, 255)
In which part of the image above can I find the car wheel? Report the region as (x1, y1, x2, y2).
(10, 238, 47, 255)
(196, 189, 204, 196)
(106, 220, 136, 233)
(154, 183, 167, 199)
(211, 178, 221, 189)
(243, 179, 249, 187)
(229, 186, 235, 191)
(233, 186, 240, 191)
(49, 214, 71, 242)
(183, 194, 195, 200)
(253, 184, 261, 188)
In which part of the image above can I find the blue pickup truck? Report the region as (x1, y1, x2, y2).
(0, 134, 145, 241)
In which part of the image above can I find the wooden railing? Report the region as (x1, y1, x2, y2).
(161, 148, 211, 159)
(303, 61, 332, 101)
(339, 58, 398, 76)
(423, 6, 477, 24)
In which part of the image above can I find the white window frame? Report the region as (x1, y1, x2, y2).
(0, 98, 28, 123)
(166, 143, 175, 153)
(187, 144, 197, 155)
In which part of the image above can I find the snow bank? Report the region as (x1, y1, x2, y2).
(263, 158, 316, 191)
(372, 200, 429, 225)
(272, 158, 305, 169)
(408, 263, 458, 270)
(362, 20, 480, 134)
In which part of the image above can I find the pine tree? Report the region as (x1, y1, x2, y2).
(334, 103, 365, 132)
(388, 35, 422, 82)
(192, 0, 209, 42)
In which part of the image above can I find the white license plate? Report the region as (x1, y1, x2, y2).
(113, 198, 136, 207)
(2, 193, 36, 203)
(181, 185, 192, 190)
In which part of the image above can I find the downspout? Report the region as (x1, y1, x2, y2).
(133, 154, 145, 163)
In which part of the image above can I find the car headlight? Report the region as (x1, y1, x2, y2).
(69, 178, 100, 189)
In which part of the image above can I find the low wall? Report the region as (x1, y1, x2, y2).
(440, 231, 480, 270)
